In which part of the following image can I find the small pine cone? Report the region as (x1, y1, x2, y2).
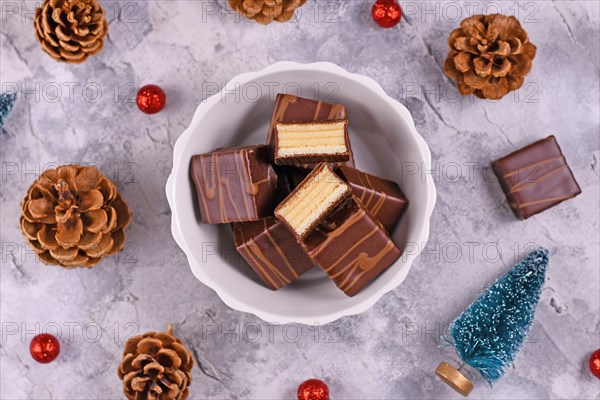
(444, 14, 537, 100)
(34, 0, 108, 64)
(118, 325, 194, 400)
(228, 0, 307, 24)
(20, 164, 131, 268)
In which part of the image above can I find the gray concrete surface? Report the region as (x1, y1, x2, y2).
(1, 1, 599, 398)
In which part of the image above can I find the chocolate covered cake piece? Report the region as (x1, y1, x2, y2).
(303, 196, 401, 297)
(491, 136, 581, 220)
(191, 145, 277, 224)
(233, 217, 314, 290)
(267, 93, 347, 148)
(274, 120, 351, 165)
(275, 163, 351, 240)
(336, 166, 408, 231)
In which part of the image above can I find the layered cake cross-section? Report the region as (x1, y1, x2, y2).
(274, 120, 350, 165)
(266, 93, 347, 148)
(275, 163, 351, 239)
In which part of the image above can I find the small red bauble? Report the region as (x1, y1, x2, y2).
(590, 349, 600, 379)
(30, 334, 60, 363)
(136, 84, 166, 114)
(297, 379, 329, 400)
(371, 0, 402, 28)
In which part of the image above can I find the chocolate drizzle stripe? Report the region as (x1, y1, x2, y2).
(195, 155, 213, 224)
(210, 152, 233, 223)
(327, 227, 379, 275)
(239, 238, 277, 288)
(509, 165, 568, 193)
(236, 226, 278, 288)
(311, 208, 367, 257)
(219, 151, 244, 221)
(356, 171, 373, 207)
(312, 101, 322, 120)
(235, 151, 252, 217)
(341, 241, 397, 292)
(252, 177, 276, 193)
(363, 173, 386, 216)
(357, 171, 375, 207)
(204, 153, 217, 200)
(216, 166, 226, 222)
(502, 155, 565, 179)
(263, 226, 300, 278)
(337, 263, 360, 289)
(370, 193, 387, 216)
(517, 195, 576, 209)
(245, 239, 288, 287)
(239, 150, 267, 196)
(219, 157, 245, 221)
(328, 104, 344, 119)
(222, 176, 243, 221)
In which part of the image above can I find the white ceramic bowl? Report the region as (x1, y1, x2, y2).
(166, 61, 436, 325)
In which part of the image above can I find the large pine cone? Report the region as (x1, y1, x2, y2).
(444, 14, 537, 100)
(20, 165, 130, 268)
(34, 0, 108, 63)
(228, 0, 307, 24)
(118, 325, 194, 400)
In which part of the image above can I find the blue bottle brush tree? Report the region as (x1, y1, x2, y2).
(436, 247, 550, 396)
(0, 92, 17, 129)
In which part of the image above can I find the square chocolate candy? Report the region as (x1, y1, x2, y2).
(191, 145, 277, 224)
(267, 93, 354, 170)
(275, 163, 351, 240)
(303, 196, 401, 297)
(233, 217, 314, 290)
(491, 136, 581, 220)
(267, 93, 347, 149)
(336, 166, 408, 231)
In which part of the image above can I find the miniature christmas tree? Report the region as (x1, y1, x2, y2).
(436, 247, 549, 396)
(0, 92, 17, 129)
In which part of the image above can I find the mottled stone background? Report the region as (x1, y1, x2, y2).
(1, 1, 599, 399)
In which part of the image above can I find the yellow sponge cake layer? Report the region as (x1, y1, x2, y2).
(274, 120, 350, 165)
(275, 163, 351, 239)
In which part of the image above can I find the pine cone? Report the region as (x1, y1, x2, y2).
(34, 0, 108, 64)
(118, 324, 194, 400)
(228, 0, 307, 24)
(20, 165, 130, 268)
(444, 14, 537, 100)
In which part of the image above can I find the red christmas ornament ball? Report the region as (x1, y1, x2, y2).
(136, 84, 166, 114)
(590, 349, 600, 379)
(30, 334, 60, 363)
(297, 379, 329, 400)
(371, 0, 402, 28)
